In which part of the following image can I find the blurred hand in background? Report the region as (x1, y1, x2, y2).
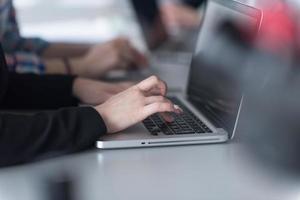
(45, 37, 148, 79)
(69, 38, 148, 79)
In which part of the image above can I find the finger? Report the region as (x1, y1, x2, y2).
(119, 37, 130, 46)
(147, 79, 168, 96)
(144, 87, 163, 97)
(117, 38, 131, 54)
(114, 37, 148, 68)
(119, 55, 133, 69)
(116, 51, 132, 69)
(120, 45, 134, 65)
(174, 104, 184, 113)
(118, 41, 148, 69)
(137, 76, 167, 96)
(129, 45, 149, 68)
(145, 96, 167, 105)
(160, 104, 183, 122)
(118, 59, 130, 69)
(113, 37, 129, 47)
(142, 101, 176, 119)
(144, 97, 181, 122)
(160, 112, 174, 122)
(110, 38, 132, 69)
(122, 50, 134, 64)
(118, 44, 139, 70)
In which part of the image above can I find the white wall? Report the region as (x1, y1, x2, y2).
(14, 0, 147, 51)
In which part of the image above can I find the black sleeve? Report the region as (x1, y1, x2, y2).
(0, 73, 79, 109)
(0, 106, 107, 167)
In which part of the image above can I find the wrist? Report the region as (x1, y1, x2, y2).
(69, 57, 86, 76)
(62, 57, 73, 75)
(95, 104, 113, 133)
(72, 77, 84, 102)
(44, 59, 68, 74)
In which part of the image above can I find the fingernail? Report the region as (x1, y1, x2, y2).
(174, 105, 183, 113)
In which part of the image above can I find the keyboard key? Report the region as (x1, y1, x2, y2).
(142, 97, 212, 135)
(149, 127, 160, 136)
(195, 129, 205, 133)
(161, 128, 173, 135)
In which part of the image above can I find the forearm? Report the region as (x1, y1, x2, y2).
(43, 57, 107, 77)
(44, 58, 68, 75)
(42, 42, 92, 58)
(0, 107, 107, 167)
(0, 73, 79, 109)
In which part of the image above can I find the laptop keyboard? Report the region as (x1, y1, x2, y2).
(143, 97, 212, 136)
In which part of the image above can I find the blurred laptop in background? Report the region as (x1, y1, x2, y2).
(110, 0, 205, 91)
(130, 0, 201, 65)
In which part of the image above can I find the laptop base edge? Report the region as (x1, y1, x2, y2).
(97, 135, 228, 149)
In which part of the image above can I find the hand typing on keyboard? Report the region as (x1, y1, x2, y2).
(143, 97, 212, 136)
(96, 76, 183, 133)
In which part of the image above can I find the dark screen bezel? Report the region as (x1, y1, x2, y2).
(186, 0, 262, 137)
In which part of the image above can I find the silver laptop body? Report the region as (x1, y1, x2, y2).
(97, 0, 262, 149)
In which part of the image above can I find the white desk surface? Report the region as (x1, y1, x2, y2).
(0, 130, 299, 200)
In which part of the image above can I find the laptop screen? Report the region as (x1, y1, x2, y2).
(130, 0, 169, 50)
(187, 0, 261, 138)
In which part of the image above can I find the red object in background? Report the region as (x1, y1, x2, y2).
(259, 2, 297, 52)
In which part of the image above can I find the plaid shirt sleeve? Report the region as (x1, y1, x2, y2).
(0, 0, 49, 55)
(5, 52, 46, 74)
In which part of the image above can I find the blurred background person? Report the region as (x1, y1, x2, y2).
(0, 0, 147, 78)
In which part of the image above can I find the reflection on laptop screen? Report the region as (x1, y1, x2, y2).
(187, 0, 261, 136)
(130, 0, 169, 49)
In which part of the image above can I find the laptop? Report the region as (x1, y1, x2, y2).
(97, 0, 262, 149)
